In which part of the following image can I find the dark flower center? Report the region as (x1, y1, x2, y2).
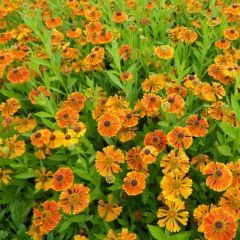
(13, 69, 19, 74)
(194, 120, 200, 126)
(104, 120, 111, 127)
(216, 170, 222, 177)
(50, 135, 56, 140)
(150, 96, 156, 102)
(126, 113, 133, 119)
(0, 55, 5, 60)
(74, 125, 81, 132)
(34, 132, 41, 138)
(131, 179, 138, 186)
(63, 113, 68, 118)
(189, 75, 195, 80)
(116, 12, 122, 16)
(177, 132, 184, 138)
(56, 175, 63, 181)
(230, 29, 235, 34)
(215, 220, 223, 229)
(221, 39, 226, 43)
(65, 134, 71, 140)
(168, 97, 175, 103)
(144, 149, 151, 155)
(153, 136, 158, 142)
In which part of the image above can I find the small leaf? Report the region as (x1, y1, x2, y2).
(170, 231, 192, 240)
(217, 145, 232, 156)
(147, 225, 166, 240)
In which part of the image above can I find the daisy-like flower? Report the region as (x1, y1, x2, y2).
(155, 45, 174, 59)
(0, 98, 20, 117)
(191, 154, 211, 173)
(105, 228, 137, 240)
(63, 92, 86, 112)
(4, 135, 25, 159)
(167, 126, 193, 149)
(203, 208, 237, 240)
(160, 149, 190, 176)
(52, 167, 74, 191)
(144, 130, 167, 152)
(7, 66, 30, 84)
(193, 204, 217, 232)
(97, 112, 121, 137)
(203, 162, 232, 192)
(55, 107, 79, 128)
(219, 187, 240, 220)
(113, 11, 128, 23)
(123, 171, 146, 196)
(59, 184, 90, 214)
(140, 145, 158, 165)
(164, 94, 185, 114)
(48, 130, 65, 149)
(126, 146, 146, 171)
(95, 145, 124, 177)
(98, 195, 122, 222)
(141, 74, 166, 93)
(227, 160, 240, 187)
(186, 114, 209, 137)
(35, 167, 53, 191)
(161, 174, 192, 201)
(0, 168, 12, 185)
(157, 199, 188, 233)
(33, 200, 61, 234)
(31, 129, 52, 148)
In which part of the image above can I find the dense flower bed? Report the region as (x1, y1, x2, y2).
(0, 0, 239, 239)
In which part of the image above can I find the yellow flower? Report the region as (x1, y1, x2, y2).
(35, 167, 53, 191)
(0, 168, 12, 185)
(157, 199, 188, 232)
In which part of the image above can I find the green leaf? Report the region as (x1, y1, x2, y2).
(147, 225, 166, 240)
(170, 231, 192, 240)
(34, 111, 53, 118)
(217, 145, 232, 156)
(106, 71, 124, 90)
(219, 122, 238, 139)
(15, 171, 37, 179)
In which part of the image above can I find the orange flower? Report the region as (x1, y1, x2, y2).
(48, 130, 64, 149)
(113, 11, 128, 23)
(191, 154, 211, 173)
(160, 174, 192, 201)
(31, 129, 51, 148)
(63, 92, 86, 112)
(122, 109, 138, 128)
(98, 195, 122, 222)
(29, 86, 51, 104)
(55, 107, 79, 128)
(44, 17, 62, 28)
(52, 167, 74, 191)
(59, 184, 90, 214)
(193, 204, 217, 232)
(160, 149, 189, 176)
(123, 171, 146, 196)
(219, 187, 240, 220)
(14, 115, 37, 133)
(208, 101, 226, 120)
(144, 130, 167, 152)
(97, 112, 121, 137)
(5, 135, 25, 159)
(167, 126, 193, 149)
(155, 45, 174, 59)
(202, 208, 237, 240)
(186, 114, 209, 137)
(120, 71, 133, 81)
(0, 98, 20, 117)
(140, 145, 158, 165)
(141, 93, 162, 111)
(95, 145, 124, 177)
(215, 39, 231, 50)
(164, 94, 185, 114)
(141, 74, 166, 93)
(7, 66, 30, 84)
(203, 162, 232, 192)
(66, 27, 82, 38)
(118, 44, 132, 61)
(33, 200, 61, 234)
(227, 160, 240, 187)
(224, 27, 239, 41)
(126, 146, 146, 171)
